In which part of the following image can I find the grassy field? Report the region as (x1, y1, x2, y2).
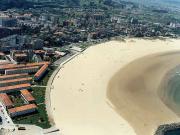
(31, 87, 46, 104)
(13, 103, 51, 129)
(13, 67, 56, 129)
(13, 86, 51, 129)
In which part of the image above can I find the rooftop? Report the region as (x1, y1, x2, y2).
(0, 73, 28, 79)
(6, 66, 39, 72)
(0, 52, 5, 56)
(20, 89, 35, 102)
(0, 62, 50, 71)
(14, 53, 27, 57)
(0, 93, 13, 107)
(0, 77, 32, 84)
(0, 62, 11, 65)
(8, 104, 37, 114)
(0, 83, 31, 93)
(33, 50, 45, 54)
(34, 64, 49, 78)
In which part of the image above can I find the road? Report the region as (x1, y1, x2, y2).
(53, 52, 75, 66)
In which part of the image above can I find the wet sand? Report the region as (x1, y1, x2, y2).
(50, 38, 180, 135)
(107, 51, 180, 135)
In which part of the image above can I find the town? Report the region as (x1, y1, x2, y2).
(0, 0, 180, 135)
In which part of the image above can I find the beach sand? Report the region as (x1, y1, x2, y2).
(50, 38, 180, 135)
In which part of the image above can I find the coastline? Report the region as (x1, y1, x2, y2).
(45, 52, 82, 127)
(49, 38, 180, 135)
(158, 65, 180, 116)
(107, 51, 180, 135)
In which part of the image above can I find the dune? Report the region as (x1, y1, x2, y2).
(50, 38, 180, 135)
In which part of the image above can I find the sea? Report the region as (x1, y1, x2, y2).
(164, 128, 180, 135)
(164, 69, 180, 135)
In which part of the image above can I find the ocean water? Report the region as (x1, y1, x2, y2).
(167, 73, 180, 105)
(164, 128, 180, 135)
(164, 70, 180, 135)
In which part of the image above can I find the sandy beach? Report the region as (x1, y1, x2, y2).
(50, 38, 180, 135)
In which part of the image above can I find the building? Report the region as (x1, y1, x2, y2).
(8, 104, 37, 117)
(20, 90, 35, 104)
(0, 93, 13, 109)
(10, 50, 34, 63)
(33, 50, 45, 55)
(10, 51, 29, 63)
(5, 66, 39, 75)
(0, 61, 11, 65)
(31, 39, 44, 50)
(0, 77, 32, 87)
(34, 64, 49, 81)
(0, 73, 28, 81)
(0, 83, 31, 93)
(13, 53, 28, 63)
(0, 62, 49, 73)
(169, 22, 180, 28)
(0, 27, 21, 41)
(0, 35, 22, 47)
(55, 51, 66, 57)
(0, 16, 17, 27)
(92, 14, 105, 20)
(0, 52, 5, 59)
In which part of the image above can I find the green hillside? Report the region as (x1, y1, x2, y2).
(0, 0, 122, 10)
(0, 0, 32, 10)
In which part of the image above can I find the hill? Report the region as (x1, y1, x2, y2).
(0, 0, 32, 10)
(0, 0, 130, 10)
(123, 0, 180, 11)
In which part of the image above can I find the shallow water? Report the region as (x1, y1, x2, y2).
(164, 68, 180, 135)
(168, 74, 180, 105)
(164, 128, 180, 135)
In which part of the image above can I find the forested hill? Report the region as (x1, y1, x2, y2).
(0, 0, 125, 10)
(0, 0, 33, 10)
(34, 0, 122, 7)
(123, 0, 180, 11)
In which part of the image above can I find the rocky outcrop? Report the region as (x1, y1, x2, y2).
(155, 123, 180, 135)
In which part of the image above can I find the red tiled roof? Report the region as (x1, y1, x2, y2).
(0, 62, 50, 71)
(34, 64, 48, 78)
(0, 93, 13, 107)
(0, 77, 32, 84)
(8, 104, 37, 114)
(33, 50, 45, 54)
(20, 89, 35, 102)
(0, 73, 28, 79)
(6, 66, 39, 72)
(0, 83, 31, 93)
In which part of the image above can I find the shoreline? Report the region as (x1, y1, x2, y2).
(45, 52, 82, 127)
(48, 39, 180, 135)
(107, 51, 180, 135)
(158, 64, 180, 116)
